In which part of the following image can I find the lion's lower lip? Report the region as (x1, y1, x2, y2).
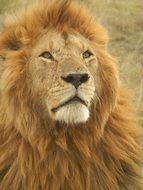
(51, 96, 87, 113)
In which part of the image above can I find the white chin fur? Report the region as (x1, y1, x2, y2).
(54, 102, 89, 125)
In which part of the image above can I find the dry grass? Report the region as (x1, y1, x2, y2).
(0, 0, 143, 124)
(85, 0, 143, 124)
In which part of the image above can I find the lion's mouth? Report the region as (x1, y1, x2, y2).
(51, 96, 87, 113)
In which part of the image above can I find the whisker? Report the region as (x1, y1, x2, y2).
(80, 86, 95, 91)
(53, 90, 74, 97)
(50, 86, 71, 93)
(79, 90, 95, 97)
(96, 94, 103, 108)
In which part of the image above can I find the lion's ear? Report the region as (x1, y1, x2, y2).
(4, 38, 22, 51)
(0, 26, 25, 51)
(0, 56, 5, 78)
(0, 56, 5, 63)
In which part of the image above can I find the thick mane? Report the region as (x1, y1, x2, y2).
(0, 0, 108, 53)
(0, 1, 142, 190)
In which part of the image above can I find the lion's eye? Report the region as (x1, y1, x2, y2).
(83, 50, 93, 59)
(40, 51, 53, 59)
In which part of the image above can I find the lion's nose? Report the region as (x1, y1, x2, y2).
(61, 73, 90, 88)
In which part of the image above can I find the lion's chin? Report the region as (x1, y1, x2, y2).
(53, 102, 90, 125)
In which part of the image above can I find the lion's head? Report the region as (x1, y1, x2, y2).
(0, 0, 119, 129)
(0, 1, 142, 190)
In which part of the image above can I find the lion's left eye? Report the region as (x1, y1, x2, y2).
(82, 50, 93, 59)
(40, 51, 53, 59)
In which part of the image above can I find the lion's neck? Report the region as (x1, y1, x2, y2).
(0, 111, 142, 190)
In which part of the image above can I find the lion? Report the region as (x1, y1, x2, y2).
(0, 0, 142, 189)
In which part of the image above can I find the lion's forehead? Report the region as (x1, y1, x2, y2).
(34, 31, 89, 55)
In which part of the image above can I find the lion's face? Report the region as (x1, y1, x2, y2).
(29, 30, 99, 125)
(0, 1, 119, 129)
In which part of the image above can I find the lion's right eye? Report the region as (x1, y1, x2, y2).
(40, 51, 53, 60)
(82, 50, 93, 59)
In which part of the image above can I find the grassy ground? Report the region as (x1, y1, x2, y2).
(0, 0, 143, 124)
(85, 0, 143, 124)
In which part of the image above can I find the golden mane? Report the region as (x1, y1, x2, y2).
(0, 1, 142, 190)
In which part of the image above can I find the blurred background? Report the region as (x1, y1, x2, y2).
(0, 0, 143, 124)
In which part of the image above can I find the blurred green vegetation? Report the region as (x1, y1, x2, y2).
(0, 0, 143, 124)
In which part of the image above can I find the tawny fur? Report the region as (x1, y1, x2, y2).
(0, 0, 142, 190)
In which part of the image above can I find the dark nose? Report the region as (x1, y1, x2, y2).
(61, 73, 90, 88)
